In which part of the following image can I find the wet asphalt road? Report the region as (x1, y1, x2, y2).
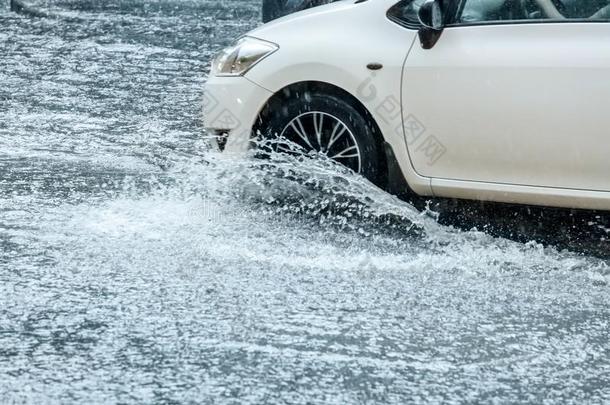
(0, 1, 609, 403)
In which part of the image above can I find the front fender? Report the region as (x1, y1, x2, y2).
(244, 40, 432, 195)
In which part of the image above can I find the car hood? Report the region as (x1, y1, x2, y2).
(248, 0, 394, 43)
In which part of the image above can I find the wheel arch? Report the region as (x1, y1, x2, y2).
(253, 80, 412, 195)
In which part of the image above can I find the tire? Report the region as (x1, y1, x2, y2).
(258, 92, 385, 185)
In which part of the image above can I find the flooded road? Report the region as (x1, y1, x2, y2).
(1, 1, 609, 403)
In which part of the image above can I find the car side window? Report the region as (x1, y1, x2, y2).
(458, 0, 610, 23)
(387, 0, 427, 29)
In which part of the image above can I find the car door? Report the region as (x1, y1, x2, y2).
(401, 0, 610, 192)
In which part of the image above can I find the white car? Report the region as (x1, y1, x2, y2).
(204, 0, 610, 211)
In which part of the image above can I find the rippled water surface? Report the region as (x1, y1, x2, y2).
(1, 1, 609, 403)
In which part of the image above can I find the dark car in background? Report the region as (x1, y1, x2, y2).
(262, 0, 335, 22)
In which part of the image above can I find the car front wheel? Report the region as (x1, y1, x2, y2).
(257, 92, 385, 185)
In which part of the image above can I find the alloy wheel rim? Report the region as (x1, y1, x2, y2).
(278, 111, 362, 173)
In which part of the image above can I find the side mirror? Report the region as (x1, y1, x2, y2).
(418, 0, 445, 49)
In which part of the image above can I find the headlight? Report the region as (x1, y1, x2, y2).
(211, 37, 279, 77)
